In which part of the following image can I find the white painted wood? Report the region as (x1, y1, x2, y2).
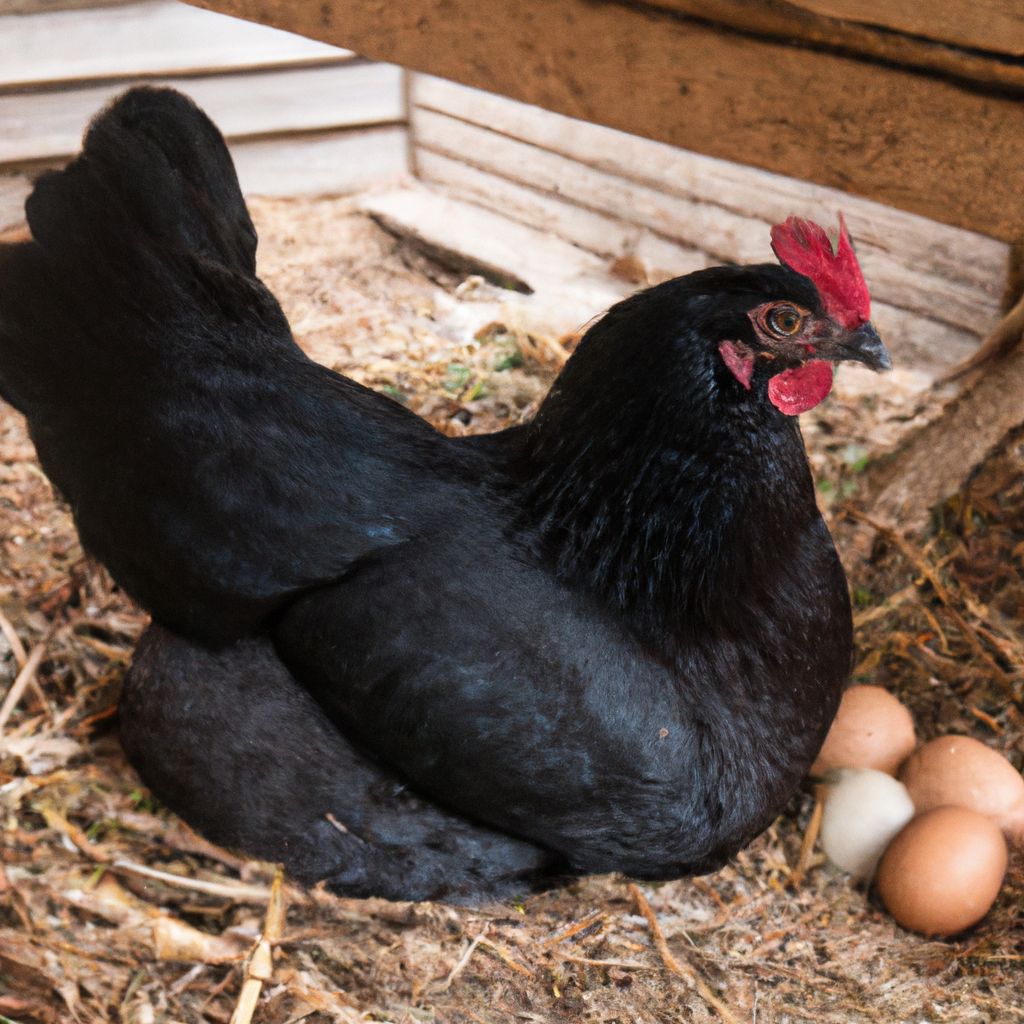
(0, 62, 405, 164)
(361, 186, 611, 291)
(417, 147, 710, 275)
(0, 174, 31, 232)
(412, 106, 1001, 334)
(231, 127, 408, 196)
(411, 75, 1008, 299)
(0, 1, 133, 12)
(409, 167, 976, 374)
(0, 0, 349, 87)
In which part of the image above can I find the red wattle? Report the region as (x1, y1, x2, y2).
(767, 360, 833, 415)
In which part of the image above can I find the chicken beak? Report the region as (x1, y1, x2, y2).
(834, 322, 892, 372)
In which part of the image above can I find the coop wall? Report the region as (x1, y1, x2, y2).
(408, 74, 1007, 377)
(0, 0, 410, 232)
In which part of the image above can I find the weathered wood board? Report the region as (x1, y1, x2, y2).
(184, 0, 1024, 242)
(0, 175, 31, 233)
(230, 126, 407, 196)
(0, 125, 407, 230)
(655, 1, 1024, 69)
(0, 61, 404, 164)
(361, 183, 980, 377)
(411, 76, 1007, 343)
(0, 0, 348, 88)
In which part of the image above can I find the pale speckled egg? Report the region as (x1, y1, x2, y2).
(811, 685, 916, 776)
(875, 806, 1008, 937)
(900, 735, 1024, 844)
(820, 768, 916, 879)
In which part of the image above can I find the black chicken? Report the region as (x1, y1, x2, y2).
(0, 88, 891, 899)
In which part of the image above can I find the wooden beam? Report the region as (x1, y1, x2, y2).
(781, 0, 1024, 58)
(653, 1, 1024, 89)
(184, 0, 1024, 242)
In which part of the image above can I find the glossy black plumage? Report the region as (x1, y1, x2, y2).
(0, 87, 871, 899)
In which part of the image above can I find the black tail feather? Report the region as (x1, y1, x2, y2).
(28, 86, 256, 274)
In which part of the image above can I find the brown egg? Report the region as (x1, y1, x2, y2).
(900, 735, 1024, 843)
(811, 685, 916, 776)
(875, 806, 1007, 937)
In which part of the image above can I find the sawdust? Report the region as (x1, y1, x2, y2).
(0, 195, 1020, 1024)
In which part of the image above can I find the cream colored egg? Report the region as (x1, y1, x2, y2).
(875, 806, 1008, 937)
(820, 768, 916, 879)
(900, 735, 1024, 844)
(812, 685, 916, 776)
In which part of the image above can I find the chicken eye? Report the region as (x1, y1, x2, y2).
(766, 305, 805, 337)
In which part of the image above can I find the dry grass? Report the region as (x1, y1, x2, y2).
(0, 196, 1020, 1024)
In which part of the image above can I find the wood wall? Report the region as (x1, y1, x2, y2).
(184, 0, 1024, 244)
(409, 75, 1009, 375)
(0, 0, 409, 230)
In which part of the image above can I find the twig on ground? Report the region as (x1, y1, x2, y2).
(790, 789, 825, 889)
(0, 643, 46, 733)
(557, 954, 655, 970)
(475, 936, 535, 978)
(628, 882, 739, 1024)
(111, 860, 273, 902)
(229, 866, 286, 1024)
(542, 910, 607, 947)
(434, 924, 489, 993)
(0, 608, 28, 666)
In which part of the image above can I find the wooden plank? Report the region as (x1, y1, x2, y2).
(414, 155, 977, 375)
(412, 107, 1001, 335)
(416, 147, 708, 272)
(230, 126, 408, 196)
(360, 187, 631, 346)
(653, 1, 1024, 69)
(184, 0, 1024, 243)
(0, 0, 131, 12)
(0, 174, 31, 232)
(0, 0, 348, 88)
(0, 62, 404, 165)
(360, 187, 615, 295)
(783, 0, 1024, 58)
(412, 77, 1008, 299)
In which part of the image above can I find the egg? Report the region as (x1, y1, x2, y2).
(875, 806, 1008, 936)
(900, 735, 1024, 843)
(811, 685, 916, 776)
(819, 768, 916, 878)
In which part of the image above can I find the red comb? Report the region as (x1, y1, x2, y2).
(770, 214, 870, 329)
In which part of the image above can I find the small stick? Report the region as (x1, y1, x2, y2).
(475, 936, 535, 978)
(557, 954, 655, 970)
(230, 867, 286, 1024)
(0, 608, 28, 667)
(40, 806, 110, 862)
(628, 883, 739, 1024)
(542, 910, 607, 947)
(969, 706, 1004, 734)
(0, 644, 46, 733)
(435, 925, 489, 992)
(790, 788, 825, 888)
(111, 860, 272, 902)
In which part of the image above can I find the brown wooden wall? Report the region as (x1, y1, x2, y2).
(185, 0, 1024, 244)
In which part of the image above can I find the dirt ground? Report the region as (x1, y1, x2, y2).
(0, 196, 1021, 1024)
